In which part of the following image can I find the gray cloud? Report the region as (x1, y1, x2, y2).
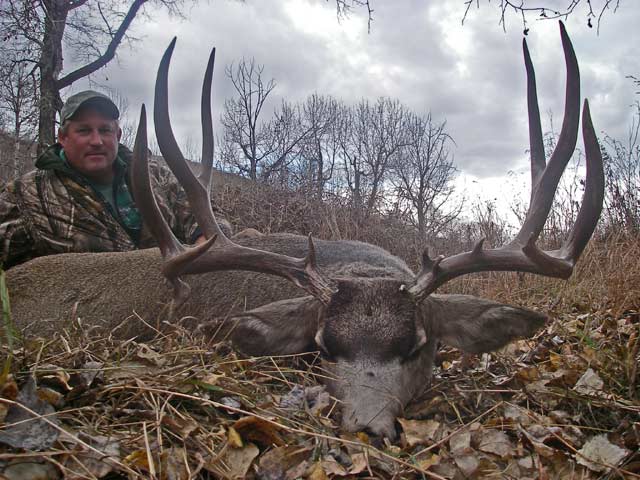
(66, 0, 640, 182)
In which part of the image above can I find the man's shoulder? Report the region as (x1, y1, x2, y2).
(3, 169, 42, 193)
(1, 168, 67, 203)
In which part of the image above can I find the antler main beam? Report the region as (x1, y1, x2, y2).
(409, 22, 604, 303)
(132, 39, 334, 305)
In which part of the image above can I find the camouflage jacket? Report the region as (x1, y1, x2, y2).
(0, 144, 205, 269)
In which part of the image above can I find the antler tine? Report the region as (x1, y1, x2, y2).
(553, 100, 604, 263)
(154, 39, 224, 243)
(523, 37, 545, 193)
(514, 21, 580, 246)
(131, 105, 215, 303)
(408, 22, 603, 304)
(199, 47, 215, 194)
(131, 104, 183, 259)
(144, 39, 335, 305)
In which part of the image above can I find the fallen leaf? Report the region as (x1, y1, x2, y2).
(123, 449, 151, 470)
(0, 378, 59, 450)
(548, 410, 572, 424)
(398, 418, 441, 447)
(502, 404, 532, 426)
(105, 361, 161, 382)
(36, 365, 72, 391)
(219, 396, 242, 410)
(223, 442, 259, 479)
(36, 387, 64, 408)
(257, 446, 311, 480)
(306, 386, 331, 416)
(227, 426, 243, 448)
(548, 351, 563, 370)
(284, 460, 312, 480)
(320, 457, 348, 476)
(431, 459, 458, 478)
(454, 454, 480, 477)
(477, 429, 515, 459)
(449, 430, 472, 454)
(573, 368, 604, 396)
(136, 343, 167, 366)
(159, 446, 190, 480)
(61, 432, 121, 480)
(233, 416, 284, 447)
(70, 361, 104, 389)
(200, 372, 225, 385)
(279, 385, 306, 409)
(518, 425, 557, 458)
(1, 461, 60, 480)
(0, 375, 18, 400)
(415, 453, 440, 471)
(576, 434, 629, 473)
(349, 453, 368, 474)
(517, 455, 536, 471)
(308, 462, 329, 480)
(161, 415, 199, 439)
(0, 375, 18, 424)
(546, 368, 581, 388)
(524, 380, 559, 408)
(516, 365, 541, 382)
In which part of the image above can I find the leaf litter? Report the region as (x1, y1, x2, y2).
(0, 302, 638, 479)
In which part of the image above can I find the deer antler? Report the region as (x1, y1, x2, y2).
(131, 39, 334, 305)
(408, 22, 604, 303)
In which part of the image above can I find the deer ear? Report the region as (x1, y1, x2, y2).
(422, 294, 547, 354)
(210, 296, 324, 356)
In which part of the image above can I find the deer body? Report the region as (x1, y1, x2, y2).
(9, 234, 409, 335)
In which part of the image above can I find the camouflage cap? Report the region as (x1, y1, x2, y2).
(60, 90, 120, 124)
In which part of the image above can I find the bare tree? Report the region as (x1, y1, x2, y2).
(463, 0, 623, 32)
(293, 94, 341, 197)
(220, 58, 275, 180)
(391, 112, 460, 242)
(261, 100, 313, 185)
(338, 97, 410, 221)
(220, 58, 317, 182)
(0, 53, 39, 178)
(603, 102, 640, 232)
(0, 0, 188, 154)
(333, 0, 374, 31)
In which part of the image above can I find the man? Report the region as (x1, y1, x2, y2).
(0, 90, 225, 269)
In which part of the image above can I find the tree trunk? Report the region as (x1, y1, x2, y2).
(417, 205, 426, 240)
(316, 146, 325, 199)
(12, 136, 20, 178)
(37, 0, 68, 154)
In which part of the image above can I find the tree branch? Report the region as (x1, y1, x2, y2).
(56, 0, 147, 89)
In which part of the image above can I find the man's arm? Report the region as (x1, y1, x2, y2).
(0, 182, 36, 269)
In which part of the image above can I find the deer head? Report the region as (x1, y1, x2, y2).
(131, 22, 603, 440)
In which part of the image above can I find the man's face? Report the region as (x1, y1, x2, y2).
(58, 108, 121, 184)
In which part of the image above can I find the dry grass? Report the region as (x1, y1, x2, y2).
(446, 231, 640, 315)
(0, 233, 638, 478)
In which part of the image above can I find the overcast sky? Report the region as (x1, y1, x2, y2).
(68, 0, 639, 207)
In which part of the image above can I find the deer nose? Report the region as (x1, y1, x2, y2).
(343, 412, 399, 441)
(363, 423, 400, 442)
